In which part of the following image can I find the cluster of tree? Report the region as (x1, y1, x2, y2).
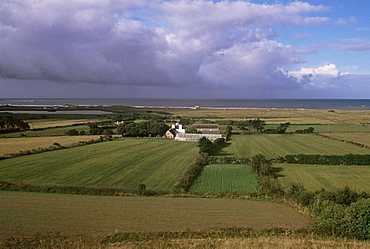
(208, 156, 249, 165)
(288, 184, 370, 240)
(295, 127, 315, 133)
(250, 154, 273, 177)
(118, 121, 169, 137)
(264, 122, 290, 134)
(0, 116, 30, 132)
(198, 137, 226, 155)
(284, 154, 370, 165)
(225, 126, 232, 140)
(88, 123, 113, 135)
(65, 129, 85, 136)
(173, 154, 209, 193)
(238, 118, 265, 134)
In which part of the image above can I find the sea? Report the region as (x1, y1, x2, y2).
(0, 98, 369, 110)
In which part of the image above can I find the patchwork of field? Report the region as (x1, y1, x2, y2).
(0, 138, 198, 191)
(0, 125, 89, 138)
(321, 133, 370, 147)
(0, 135, 100, 157)
(26, 119, 103, 129)
(278, 164, 370, 192)
(286, 124, 370, 133)
(151, 108, 370, 124)
(190, 164, 259, 194)
(0, 191, 311, 238)
(222, 134, 370, 159)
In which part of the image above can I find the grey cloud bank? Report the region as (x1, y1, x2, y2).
(0, 0, 368, 98)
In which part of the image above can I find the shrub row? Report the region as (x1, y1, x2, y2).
(173, 154, 209, 193)
(208, 156, 250, 164)
(317, 133, 370, 150)
(283, 154, 370, 165)
(0, 181, 168, 197)
(287, 184, 370, 240)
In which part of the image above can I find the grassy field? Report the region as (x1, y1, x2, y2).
(221, 134, 370, 159)
(0, 135, 100, 157)
(286, 124, 370, 133)
(190, 164, 259, 194)
(0, 191, 311, 239)
(278, 163, 370, 192)
(0, 138, 198, 191)
(321, 132, 370, 147)
(150, 108, 370, 124)
(26, 119, 103, 129)
(0, 125, 89, 138)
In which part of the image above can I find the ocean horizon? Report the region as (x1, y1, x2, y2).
(0, 98, 370, 110)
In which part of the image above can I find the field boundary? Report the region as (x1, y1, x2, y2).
(315, 133, 370, 150)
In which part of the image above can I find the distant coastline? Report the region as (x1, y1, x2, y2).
(0, 98, 370, 110)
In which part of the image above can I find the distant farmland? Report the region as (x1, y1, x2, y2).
(278, 163, 370, 192)
(0, 138, 198, 191)
(222, 134, 370, 159)
(190, 164, 259, 194)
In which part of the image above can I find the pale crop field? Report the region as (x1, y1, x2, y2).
(221, 134, 370, 159)
(190, 164, 259, 194)
(278, 163, 370, 192)
(0, 138, 198, 191)
(0, 135, 100, 156)
(0, 192, 311, 238)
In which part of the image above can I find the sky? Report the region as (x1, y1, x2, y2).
(0, 0, 369, 99)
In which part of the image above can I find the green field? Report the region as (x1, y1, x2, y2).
(0, 191, 311, 238)
(0, 138, 197, 191)
(222, 134, 370, 159)
(278, 163, 370, 192)
(0, 125, 89, 138)
(190, 164, 259, 194)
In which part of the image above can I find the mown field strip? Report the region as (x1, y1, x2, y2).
(222, 134, 370, 159)
(0, 135, 100, 156)
(190, 164, 259, 194)
(26, 119, 102, 129)
(0, 191, 311, 238)
(0, 138, 197, 191)
(0, 125, 89, 138)
(320, 133, 370, 147)
(278, 163, 370, 192)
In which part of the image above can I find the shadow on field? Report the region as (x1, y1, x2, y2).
(272, 166, 285, 178)
(216, 142, 233, 156)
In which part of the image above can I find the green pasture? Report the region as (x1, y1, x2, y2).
(221, 134, 370, 159)
(277, 163, 370, 192)
(0, 138, 197, 191)
(190, 164, 259, 194)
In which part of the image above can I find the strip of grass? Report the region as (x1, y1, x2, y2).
(0, 138, 197, 191)
(0, 125, 89, 138)
(25, 119, 103, 129)
(221, 134, 370, 159)
(0, 191, 311, 239)
(278, 163, 370, 192)
(190, 164, 258, 194)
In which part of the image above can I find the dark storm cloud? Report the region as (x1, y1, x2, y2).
(2, 0, 356, 98)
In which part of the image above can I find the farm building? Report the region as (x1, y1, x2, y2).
(175, 133, 222, 141)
